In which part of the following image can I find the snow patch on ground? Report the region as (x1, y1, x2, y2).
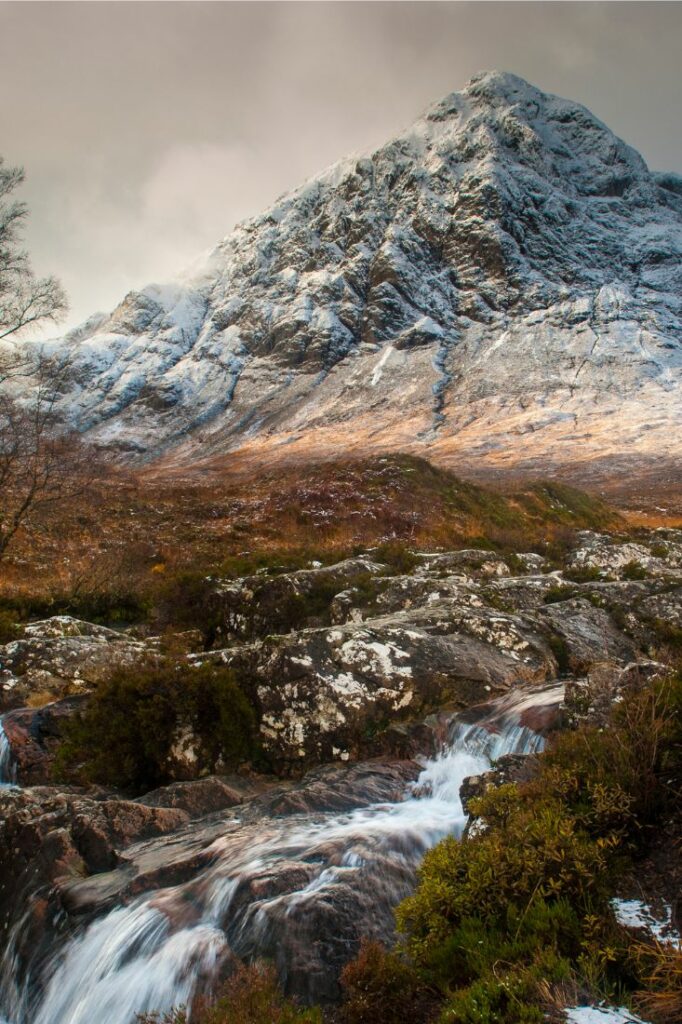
(612, 898, 681, 949)
(564, 1007, 648, 1024)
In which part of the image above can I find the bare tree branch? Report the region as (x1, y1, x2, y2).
(0, 365, 99, 560)
(0, 154, 83, 561)
(0, 155, 68, 341)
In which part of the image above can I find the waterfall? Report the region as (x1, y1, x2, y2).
(0, 717, 16, 787)
(0, 683, 563, 1024)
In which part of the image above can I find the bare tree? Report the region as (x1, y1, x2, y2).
(0, 355, 97, 560)
(0, 157, 67, 340)
(0, 155, 93, 561)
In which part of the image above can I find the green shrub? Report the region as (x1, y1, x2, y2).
(647, 618, 682, 654)
(231, 575, 344, 640)
(544, 585, 580, 604)
(608, 603, 630, 632)
(155, 571, 222, 649)
(0, 589, 151, 628)
(622, 560, 648, 581)
(548, 634, 571, 673)
(439, 948, 571, 1024)
(346, 573, 388, 610)
(273, 577, 343, 632)
(391, 673, 682, 1021)
(0, 609, 19, 644)
(137, 963, 321, 1024)
(397, 789, 613, 979)
(374, 540, 419, 575)
(563, 565, 603, 583)
(57, 659, 257, 793)
(542, 674, 682, 831)
(481, 589, 515, 613)
(504, 551, 529, 576)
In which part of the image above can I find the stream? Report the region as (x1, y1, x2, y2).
(0, 718, 16, 788)
(0, 683, 563, 1023)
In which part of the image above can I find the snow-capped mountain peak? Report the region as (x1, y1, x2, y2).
(26, 72, 682, 482)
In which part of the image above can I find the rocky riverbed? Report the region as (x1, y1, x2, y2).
(0, 527, 680, 1022)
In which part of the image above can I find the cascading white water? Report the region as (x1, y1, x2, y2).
(0, 683, 563, 1024)
(0, 717, 16, 787)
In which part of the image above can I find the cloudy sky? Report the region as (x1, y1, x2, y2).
(1, 1, 681, 333)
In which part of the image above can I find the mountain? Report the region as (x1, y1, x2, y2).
(34, 71, 682, 484)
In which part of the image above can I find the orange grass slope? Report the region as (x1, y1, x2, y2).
(0, 454, 622, 613)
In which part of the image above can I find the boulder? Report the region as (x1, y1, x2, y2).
(1, 696, 86, 785)
(561, 660, 666, 729)
(568, 531, 682, 579)
(215, 602, 556, 770)
(212, 557, 386, 643)
(0, 616, 155, 712)
(539, 598, 639, 673)
(636, 586, 682, 629)
(413, 550, 512, 578)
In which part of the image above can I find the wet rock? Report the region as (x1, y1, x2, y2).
(0, 782, 190, 972)
(255, 759, 421, 816)
(0, 755, 427, 1008)
(1, 696, 87, 785)
(460, 753, 540, 815)
(137, 775, 274, 818)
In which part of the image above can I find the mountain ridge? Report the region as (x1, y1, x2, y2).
(18, 71, 682, 485)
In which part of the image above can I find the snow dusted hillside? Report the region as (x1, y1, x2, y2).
(28, 72, 682, 481)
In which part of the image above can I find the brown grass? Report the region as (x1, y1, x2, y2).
(621, 510, 682, 530)
(631, 940, 682, 1023)
(0, 452, 622, 615)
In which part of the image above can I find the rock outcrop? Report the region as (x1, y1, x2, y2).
(206, 531, 677, 768)
(0, 617, 154, 712)
(1, 531, 680, 779)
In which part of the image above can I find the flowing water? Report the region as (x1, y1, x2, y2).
(0, 683, 563, 1024)
(0, 717, 16, 787)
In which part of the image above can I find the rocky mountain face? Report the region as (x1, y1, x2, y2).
(27, 71, 682, 480)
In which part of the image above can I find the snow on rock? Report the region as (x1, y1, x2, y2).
(15, 71, 682, 481)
